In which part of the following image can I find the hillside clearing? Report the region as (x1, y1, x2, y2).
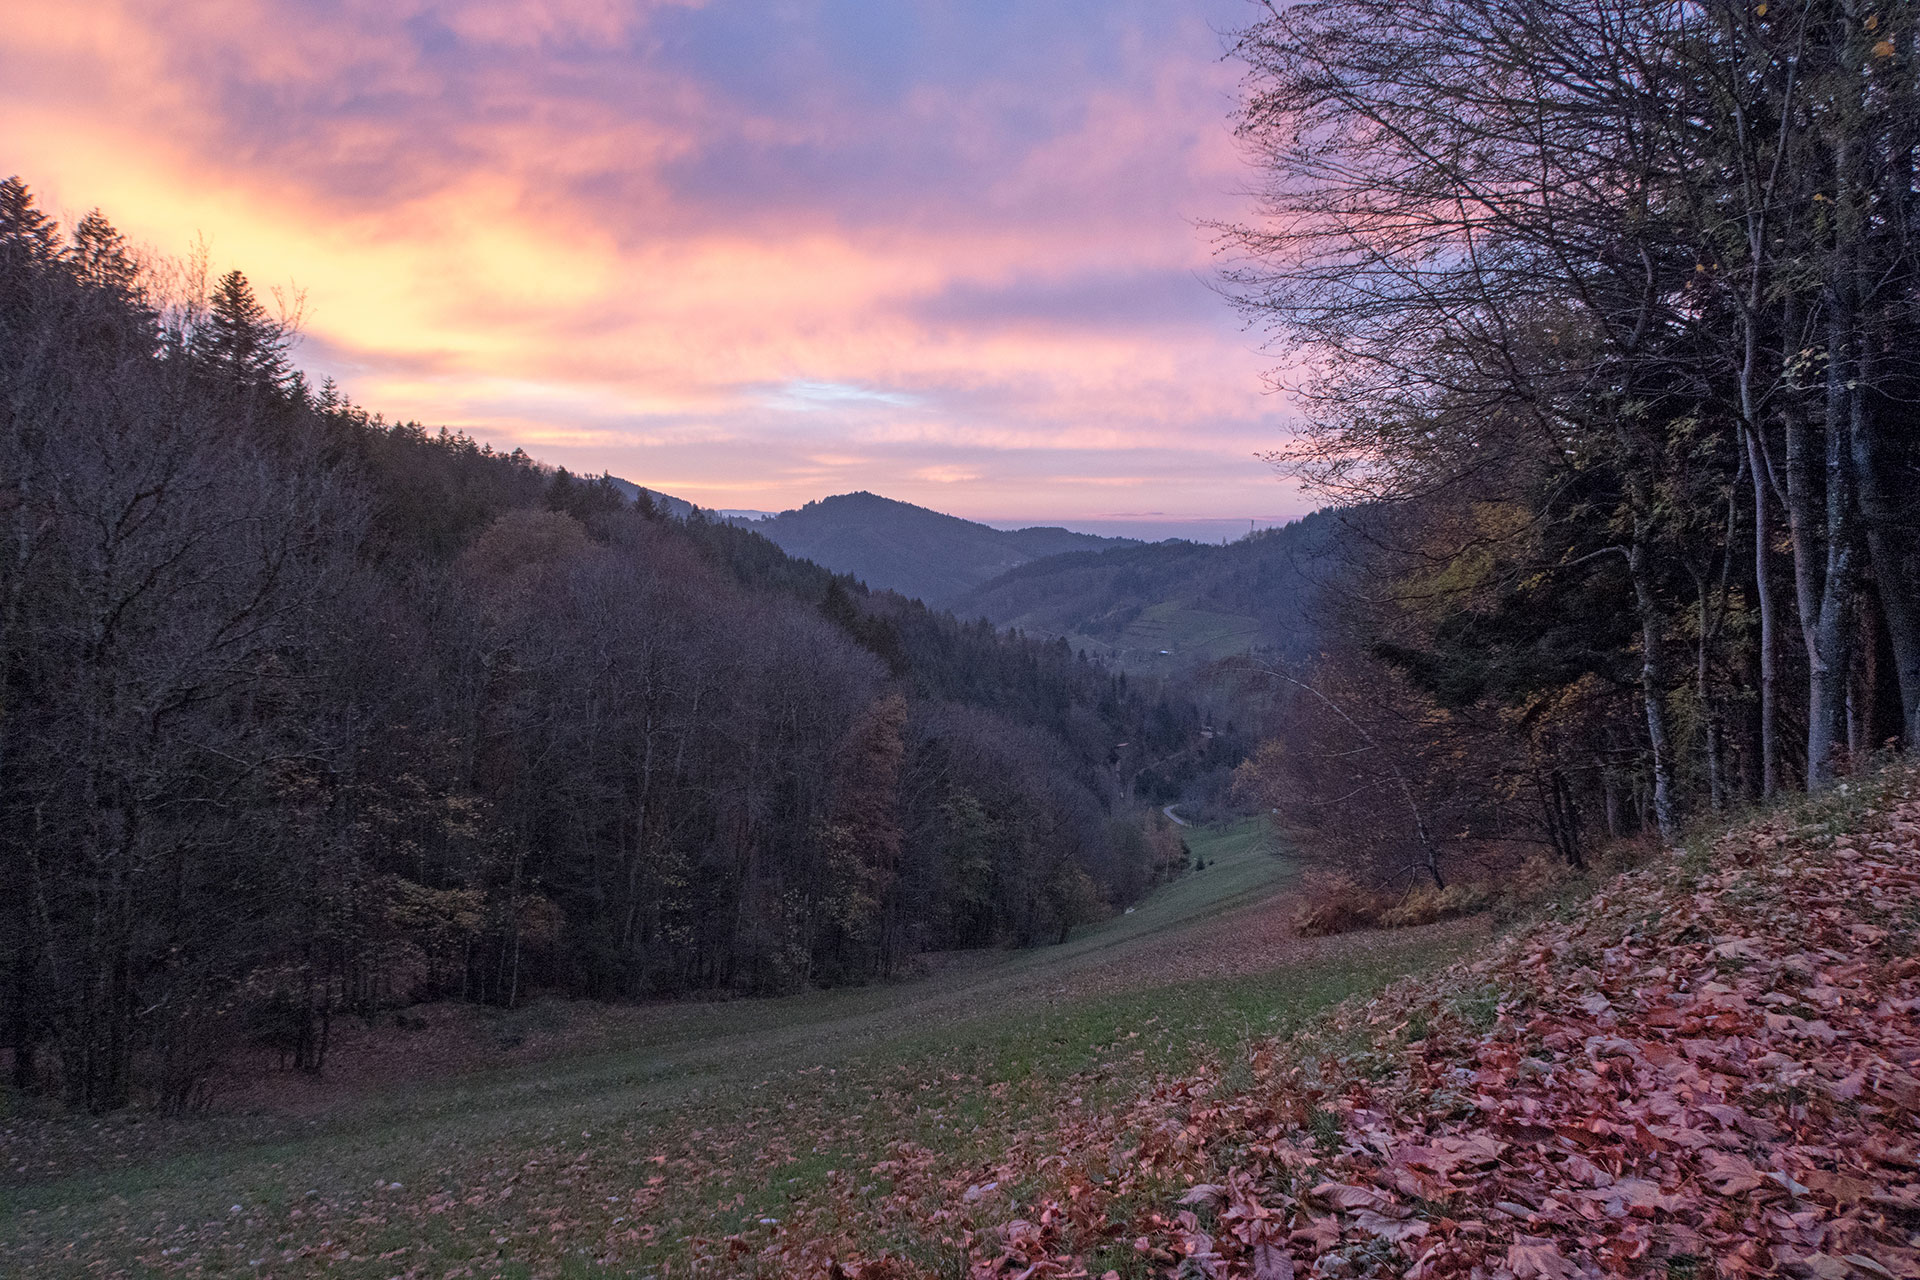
(0, 820, 1480, 1278)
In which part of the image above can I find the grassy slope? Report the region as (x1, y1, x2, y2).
(1054, 599, 1266, 673)
(0, 820, 1478, 1278)
(953, 767, 1920, 1280)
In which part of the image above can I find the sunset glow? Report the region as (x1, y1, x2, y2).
(3, 0, 1307, 534)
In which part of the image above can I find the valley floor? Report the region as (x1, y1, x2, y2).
(0, 819, 1479, 1278)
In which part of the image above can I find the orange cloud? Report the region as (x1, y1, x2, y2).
(2, 0, 1305, 527)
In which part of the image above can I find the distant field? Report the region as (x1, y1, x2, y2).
(1044, 600, 1265, 674)
(0, 820, 1481, 1279)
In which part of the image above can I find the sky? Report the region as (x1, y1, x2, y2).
(3, 0, 1310, 541)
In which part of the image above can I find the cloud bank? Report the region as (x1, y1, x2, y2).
(2, 0, 1307, 528)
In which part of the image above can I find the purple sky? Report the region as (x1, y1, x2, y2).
(4, 0, 1310, 539)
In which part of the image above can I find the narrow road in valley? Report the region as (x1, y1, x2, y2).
(1163, 802, 1190, 826)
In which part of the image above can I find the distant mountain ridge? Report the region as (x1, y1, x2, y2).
(595, 483, 1331, 670)
(725, 491, 1142, 606)
(960, 509, 1340, 672)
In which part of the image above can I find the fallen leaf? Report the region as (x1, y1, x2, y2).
(1309, 1182, 1400, 1215)
(1579, 1177, 1673, 1214)
(1251, 1241, 1296, 1280)
(1700, 1150, 1768, 1196)
(1768, 1170, 1811, 1197)
(1509, 1235, 1576, 1279)
(1351, 1208, 1428, 1242)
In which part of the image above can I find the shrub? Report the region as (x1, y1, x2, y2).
(1295, 872, 1496, 936)
(1294, 874, 1386, 936)
(1378, 882, 1492, 929)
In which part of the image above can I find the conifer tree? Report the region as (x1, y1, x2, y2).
(202, 269, 292, 389)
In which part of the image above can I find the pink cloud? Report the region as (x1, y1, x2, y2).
(0, 0, 1307, 528)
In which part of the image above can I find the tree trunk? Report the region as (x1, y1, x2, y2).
(1628, 530, 1679, 841)
(1784, 378, 1854, 790)
(1603, 764, 1623, 839)
(1851, 393, 1920, 750)
(1743, 427, 1780, 796)
(1692, 551, 1730, 815)
(1700, 644, 1726, 813)
(1804, 289, 1860, 787)
(1797, 85, 1894, 785)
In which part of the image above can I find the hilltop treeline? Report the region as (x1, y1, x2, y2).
(1226, 0, 1920, 886)
(0, 179, 1197, 1111)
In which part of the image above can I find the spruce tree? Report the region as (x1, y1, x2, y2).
(203, 269, 291, 389)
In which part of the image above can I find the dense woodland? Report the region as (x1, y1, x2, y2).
(0, 178, 1204, 1111)
(1225, 0, 1920, 890)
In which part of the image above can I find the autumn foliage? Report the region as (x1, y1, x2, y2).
(1220, 0, 1920, 901)
(798, 770, 1920, 1279)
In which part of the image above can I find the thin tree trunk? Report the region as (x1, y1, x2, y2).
(1743, 427, 1780, 796)
(1691, 469, 1741, 815)
(1848, 593, 1872, 758)
(1628, 529, 1679, 841)
(1603, 764, 1623, 839)
(1801, 70, 1891, 784)
(1697, 595, 1727, 813)
(1784, 380, 1851, 790)
(1804, 263, 1860, 787)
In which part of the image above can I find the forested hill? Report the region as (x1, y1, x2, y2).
(962, 508, 1341, 671)
(0, 177, 1214, 1112)
(603, 475, 696, 520)
(727, 490, 1140, 606)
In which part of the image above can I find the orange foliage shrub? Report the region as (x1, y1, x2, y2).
(1294, 872, 1496, 936)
